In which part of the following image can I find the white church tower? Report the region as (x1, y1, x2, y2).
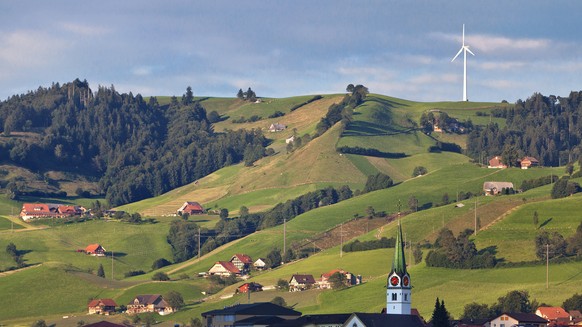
(386, 221, 411, 314)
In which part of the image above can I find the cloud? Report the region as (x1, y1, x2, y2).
(0, 30, 67, 68)
(470, 34, 551, 54)
(59, 22, 112, 37)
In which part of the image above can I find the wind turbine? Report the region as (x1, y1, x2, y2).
(451, 24, 475, 101)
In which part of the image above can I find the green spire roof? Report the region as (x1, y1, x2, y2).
(391, 220, 407, 275)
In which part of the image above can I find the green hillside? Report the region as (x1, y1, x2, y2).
(2, 92, 581, 326)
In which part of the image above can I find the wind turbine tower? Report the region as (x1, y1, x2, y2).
(451, 24, 475, 101)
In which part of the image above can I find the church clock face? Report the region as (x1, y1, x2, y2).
(402, 275, 409, 287)
(390, 275, 399, 286)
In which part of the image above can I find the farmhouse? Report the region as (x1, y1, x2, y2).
(126, 294, 174, 315)
(285, 135, 295, 144)
(520, 156, 540, 169)
(289, 274, 316, 292)
(230, 253, 253, 272)
(269, 122, 286, 132)
(253, 258, 267, 270)
(208, 261, 241, 276)
(536, 307, 571, 326)
(488, 156, 507, 169)
(85, 244, 106, 256)
(201, 302, 301, 327)
(483, 181, 514, 196)
(237, 282, 263, 293)
(87, 298, 117, 315)
(318, 269, 360, 289)
(486, 313, 548, 327)
(177, 201, 204, 215)
(58, 205, 84, 215)
(20, 203, 60, 220)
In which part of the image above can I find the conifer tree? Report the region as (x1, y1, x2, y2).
(97, 263, 105, 278)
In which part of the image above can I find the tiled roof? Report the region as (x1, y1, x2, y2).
(82, 321, 126, 327)
(216, 261, 241, 273)
(86, 244, 103, 253)
(88, 298, 117, 307)
(291, 274, 316, 284)
(537, 307, 570, 320)
(503, 312, 548, 323)
(232, 254, 253, 264)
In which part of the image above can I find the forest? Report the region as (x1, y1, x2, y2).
(466, 91, 582, 167)
(0, 80, 267, 206)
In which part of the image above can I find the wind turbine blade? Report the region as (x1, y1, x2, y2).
(462, 24, 465, 46)
(466, 47, 475, 56)
(451, 48, 463, 62)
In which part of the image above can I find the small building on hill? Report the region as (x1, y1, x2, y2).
(20, 203, 60, 220)
(486, 313, 548, 327)
(536, 307, 571, 326)
(85, 244, 106, 256)
(230, 254, 253, 273)
(208, 261, 241, 276)
(177, 201, 204, 215)
(483, 181, 514, 196)
(488, 156, 507, 169)
(237, 282, 263, 293)
(126, 294, 174, 315)
(289, 274, 316, 292)
(88, 298, 117, 315)
(253, 258, 267, 270)
(520, 156, 540, 169)
(269, 122, 286, 132)
(318, 269, 360, 289)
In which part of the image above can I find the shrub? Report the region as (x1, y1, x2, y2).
(152, 272, 170, 281)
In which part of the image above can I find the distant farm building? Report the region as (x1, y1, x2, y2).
(253, 258, 267, 270)
(85, 244, 106, 256)
(237, 282, 263, 293)
(285, 136, 295, 144)
(20, 203, 86, 221)
(177, 201, 204, 215)
(488, 156, 507, 169)
(88, 298, 117, 315)
(126, 294, 174, 315)
(230, 254, 253, 273)
(269, 123, 286, 132)
(208, 261, 241, 277)
(318, 269, 361, 289)
(520, 156, 540, 169)
(289, 274, 316, 292)
(483, 182, 514, 196)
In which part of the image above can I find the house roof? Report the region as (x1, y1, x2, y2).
(522, 156, 539, 163)
(234, 315, 287, 326)
(238, 282, 263, 290)
(346, 313, 425, 327)
(88, 298, 117, 307)
(131, 294, 166, 306)
(86, 244, 104, 253)
(21, 203, 51, 213)
(537, 307, 570, 320)
(500, 312, 548, 323)
(82, 321, 126, 327)
(270, 314, 352, 327)
(232, 254, 253, 264)
(483, 181, 514, 190)
(570, 310, 582, 318)
(201, 302, 301, 317)
(213, 261, 241, 273)
(179, 201, 204, 212)
(290, 274, 316, 284)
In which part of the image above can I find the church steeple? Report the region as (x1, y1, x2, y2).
(386, 220, 411, 315)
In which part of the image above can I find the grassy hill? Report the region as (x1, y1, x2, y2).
(2, 93, 581, 326)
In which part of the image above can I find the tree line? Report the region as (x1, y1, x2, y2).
(0, 80, 267, 206)
(467, 91, 582, 167)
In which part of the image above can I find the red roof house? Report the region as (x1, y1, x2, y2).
(488, 156, 507, 169)
(208, 261, 241, 276)
(520, 156, 540, 169)
(86, 244, 106, 256)
(177, 201, 204, 215)
(20, 203, 60, 221)
(88, 298, 117, 315)
(230, 254, 253, 271)
(318, 269, 359, 289)
(536, 307, 571, 326)
(237, 282, 263, 293)
(58, 205, 83, 216)
(126, 294, 174, 315)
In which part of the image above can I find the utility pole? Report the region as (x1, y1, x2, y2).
(198, 227, 201, 261)
(283, 218, 286, 262)
(340, 223, 343, 258)
(111, 251, 114, 281)
(546, 244, 549, 289)
(474, 198, 478, 236)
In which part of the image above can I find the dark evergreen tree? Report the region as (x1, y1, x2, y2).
(431, 298, 451, 327)
(97, 263, 105, 278)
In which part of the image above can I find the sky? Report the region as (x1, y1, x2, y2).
(1, 1, 581, 103)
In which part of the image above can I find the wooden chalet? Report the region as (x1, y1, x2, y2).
(488, 156, 507, 169)
(177, 201, 204, 215)
(208, 261, 241, 276)
(520, 156, 540, 169)
(126, 294, 174, 315)
(85, 243, 106, 256)
(230, 253, 253, 272)
(269, 122, 286, 132)
(289, 274, 316, 292)
(88, 298, 117, 315)
(253, 258, 267, 270)
(483, 181, 514, 196)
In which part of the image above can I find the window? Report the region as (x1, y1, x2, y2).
(404, 294, 407, 301)
(392, 293, 397, 301)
